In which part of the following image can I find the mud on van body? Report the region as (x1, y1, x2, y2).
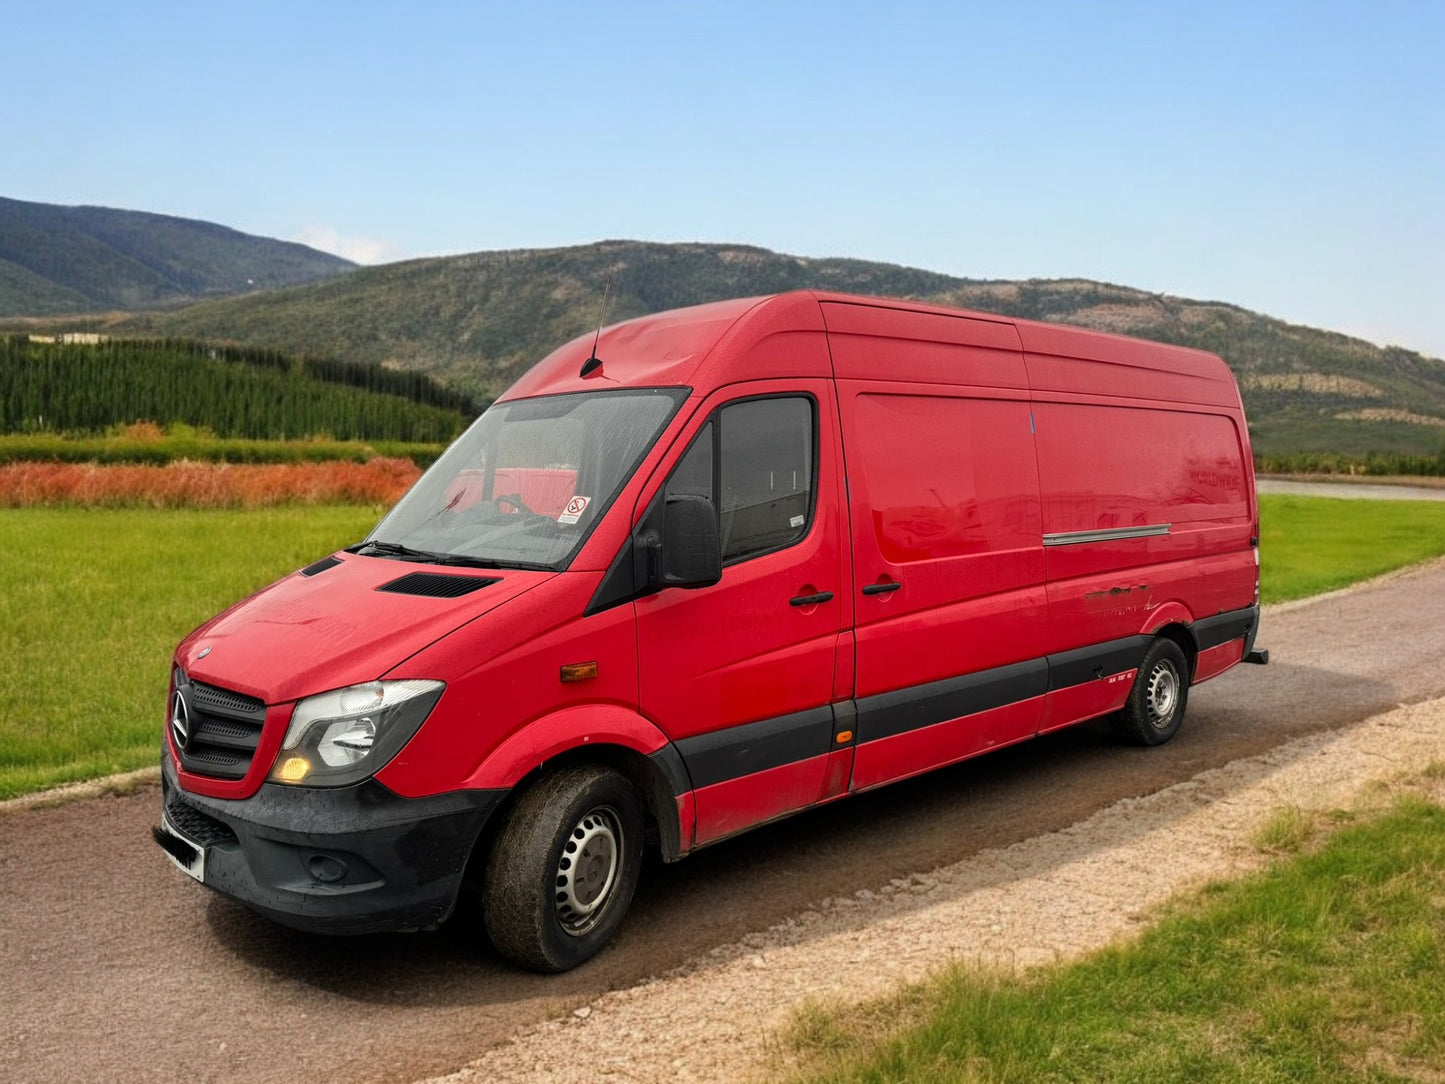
(154, 291, 1266, 971)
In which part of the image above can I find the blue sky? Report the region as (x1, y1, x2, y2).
(6, 1, 1443, 357)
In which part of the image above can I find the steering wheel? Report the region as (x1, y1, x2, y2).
(493, 492, 534, 515)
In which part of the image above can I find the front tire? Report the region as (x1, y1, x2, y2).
(1113, 638, 1190, 746)
(482, 765, 643, 972)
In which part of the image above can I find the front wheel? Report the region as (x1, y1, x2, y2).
(483, 765, 644, 972)
(1113, 638, 1190, 746)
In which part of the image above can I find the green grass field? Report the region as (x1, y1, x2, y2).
(0, 506, 378, 798)
(1259, 493, 1445, 602)
(2, 494, 1444, 798)
(789, 792, 1445, 1082)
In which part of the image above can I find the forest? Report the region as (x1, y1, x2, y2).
(0, 336, 475, 443)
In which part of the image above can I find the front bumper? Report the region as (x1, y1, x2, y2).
(158, 753, 504, 934)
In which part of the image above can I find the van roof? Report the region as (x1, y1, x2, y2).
(499, 290, 1236, 405)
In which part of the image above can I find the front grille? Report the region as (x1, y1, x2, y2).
(190, 717, 256, 742)
(192, 682, 264, 715)
(177, 679, 267, 781)
(166, 797, 238, 847)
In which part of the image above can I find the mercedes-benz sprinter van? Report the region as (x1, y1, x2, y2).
(155, 291, 1266, 971)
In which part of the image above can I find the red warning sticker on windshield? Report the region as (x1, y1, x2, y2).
(558, 495, 590, 525)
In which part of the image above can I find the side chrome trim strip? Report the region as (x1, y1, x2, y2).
(1043, 523, 1171, 547)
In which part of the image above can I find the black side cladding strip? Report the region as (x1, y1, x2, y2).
(665, 619, 1258, 790)
(1193, 605, 1259, 651)
(854, 659, 1049, 745)
(646, 742, 691, 797)
(1045, 635, 1151, 691)
(675, 706, 835, 789)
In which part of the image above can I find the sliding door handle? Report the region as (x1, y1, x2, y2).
(861, 581, 901, 595)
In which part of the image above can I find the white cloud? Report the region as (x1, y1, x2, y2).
(292, 225, 392, 265)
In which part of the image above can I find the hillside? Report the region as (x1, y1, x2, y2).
(0, 197, 354, 316)
(21, 240, 1445, 457)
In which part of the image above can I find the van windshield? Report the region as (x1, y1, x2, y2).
(362, 388, 687, 571)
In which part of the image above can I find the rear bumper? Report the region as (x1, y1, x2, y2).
(1241, 604, 1267, 663)
(158, 753, 504, 934)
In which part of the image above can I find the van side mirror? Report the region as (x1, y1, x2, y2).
(655, 493, 721, 589)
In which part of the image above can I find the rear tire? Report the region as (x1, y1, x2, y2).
(1113, 638, 1190, 746)
(483, 765, 643, 972)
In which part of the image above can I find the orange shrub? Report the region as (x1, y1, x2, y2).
(120, 420, 166, 442)
(0, 458, 422, 508)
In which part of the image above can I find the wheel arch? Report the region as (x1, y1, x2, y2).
(1140, 604, 1199, 680)
(462, 704, 692, 864)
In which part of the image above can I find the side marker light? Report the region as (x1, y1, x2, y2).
(835, 730, 854, 744)
(560, 661, 599, 683)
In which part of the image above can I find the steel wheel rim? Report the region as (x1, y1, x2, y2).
(1146, 659, 1180, 729)
(553, 805, 622, 936)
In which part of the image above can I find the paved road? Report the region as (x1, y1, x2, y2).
(1257, 477, 1445, 501)
(5, 560, 1445, 1083)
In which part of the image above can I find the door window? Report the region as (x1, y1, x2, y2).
(665, 397, 815, 563)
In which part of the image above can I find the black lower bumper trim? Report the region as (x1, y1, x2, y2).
(159, 754, 505, 934)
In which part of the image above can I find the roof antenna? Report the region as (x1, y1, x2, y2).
(579, 273, 612, 378)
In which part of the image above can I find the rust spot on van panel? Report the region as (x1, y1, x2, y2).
(1084, 584, 1150, 601)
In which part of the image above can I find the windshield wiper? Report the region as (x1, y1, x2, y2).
(425, 553, 507, 569)
(427, 553, 558, 572)
(345, 540, 441, 562)
(345, 541, 553, 572)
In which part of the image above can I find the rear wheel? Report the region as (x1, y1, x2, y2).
(1113, 638, 1190, 746)
(483, 765, 643, 972)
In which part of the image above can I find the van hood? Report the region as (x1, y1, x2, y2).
(175, 553, 552, 705)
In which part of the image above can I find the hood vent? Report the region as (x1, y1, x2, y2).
(300, 555, 343, 577)
(377, 571, 499, 598)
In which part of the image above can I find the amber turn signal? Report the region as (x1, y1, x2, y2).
(276, 756, 312, 783)
(835, 730, 854, 744)
(560, 661, 599, 683)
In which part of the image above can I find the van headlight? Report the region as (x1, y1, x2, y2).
(269, 680, 444, 787)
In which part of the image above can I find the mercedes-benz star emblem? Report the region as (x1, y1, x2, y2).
(170, 690, 191, 752)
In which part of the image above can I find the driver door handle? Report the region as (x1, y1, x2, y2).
(789, 591, 834, 607)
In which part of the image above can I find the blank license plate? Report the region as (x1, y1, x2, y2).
(155, 814, 207, 883)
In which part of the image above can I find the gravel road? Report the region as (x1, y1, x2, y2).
(5, 558, 1445, 1083)
(1257, 477, 1445, 501)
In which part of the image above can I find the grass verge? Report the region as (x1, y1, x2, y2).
(0, 505, 378, 798)
(788, 793, 1445, 1083)
(1259, 493, 1445, 603)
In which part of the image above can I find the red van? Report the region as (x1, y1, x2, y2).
(154, 291, 1267, 971)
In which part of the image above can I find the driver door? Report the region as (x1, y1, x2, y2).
(635, 379, 851, 846)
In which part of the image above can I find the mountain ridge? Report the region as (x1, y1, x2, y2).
(0, 196, 354, 315)
(100, 239, 1445, 456)
(4, 232, 1442, 458)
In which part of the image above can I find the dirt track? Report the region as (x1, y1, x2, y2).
(5, 559, 1445, 1083)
